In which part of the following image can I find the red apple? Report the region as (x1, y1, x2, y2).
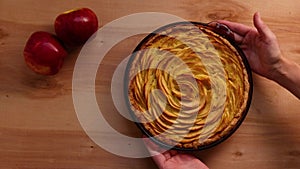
(24, 31, 68, 75)
(54, 8, 98, 46)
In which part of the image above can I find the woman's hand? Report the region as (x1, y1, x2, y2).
(143, 137, 209, 169)
(218, 12, 283, 80)
(219, 12, 300, 99)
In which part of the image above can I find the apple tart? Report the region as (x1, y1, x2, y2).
(125, 22, 252, 150)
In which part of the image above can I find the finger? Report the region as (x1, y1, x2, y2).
(142, 137, 166, 169)
(217, 20, 252, 37)
(208, 21, 244, 44)
(169, 150, 178, 156)
(253, 12, 275, 39)
(152, 154, 166, 169)
(162, 151, 172, 160)
(142, 137, 163, 154)
(232, 32, 244, 44)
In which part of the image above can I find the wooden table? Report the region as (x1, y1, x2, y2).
(1, 0, 300, 168)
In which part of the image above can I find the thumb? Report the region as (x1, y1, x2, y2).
(253, 12, 275, 39)
(142, 136, 166, 155)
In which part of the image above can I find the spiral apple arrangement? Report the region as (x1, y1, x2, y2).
(23, 8, 99, 75)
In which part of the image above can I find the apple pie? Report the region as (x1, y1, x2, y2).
(125, 22, 252, 150)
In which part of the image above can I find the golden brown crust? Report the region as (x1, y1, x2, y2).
(127, 22, 250, 149)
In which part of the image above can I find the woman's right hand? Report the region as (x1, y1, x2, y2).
(219, 12, 300, 99)
(219, 12, 283, 81)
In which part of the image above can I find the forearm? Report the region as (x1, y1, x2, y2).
(272, 57, 300, 99)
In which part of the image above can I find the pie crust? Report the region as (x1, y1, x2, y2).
(126, 22, 251, 149)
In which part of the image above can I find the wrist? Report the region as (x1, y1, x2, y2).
(272, 56, 299, 81)
(271, 57, 289, 82)
(271, 57, 300, 99)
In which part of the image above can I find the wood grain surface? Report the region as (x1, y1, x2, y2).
(1, 0, 300, 169)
